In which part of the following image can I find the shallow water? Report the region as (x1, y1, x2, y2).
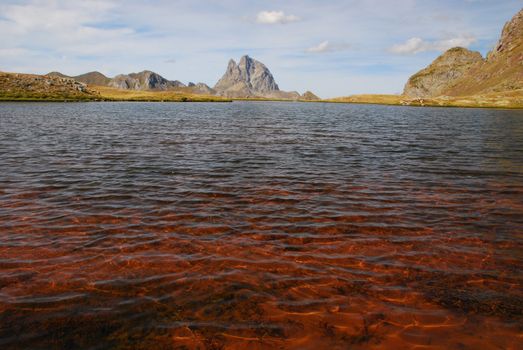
(0, 102, 522, 349)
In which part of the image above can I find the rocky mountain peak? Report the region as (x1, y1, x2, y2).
(432, 47, 484, 66)
(214, 55, 279, 97)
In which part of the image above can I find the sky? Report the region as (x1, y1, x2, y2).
(0, 0, 521, 98)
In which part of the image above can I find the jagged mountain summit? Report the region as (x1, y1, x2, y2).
(214, 55, 280, 98)
(404, 8, 523, 98)
(213, 55, 311, 99)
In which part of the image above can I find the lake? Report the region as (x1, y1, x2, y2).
(0, 102, 522, 349)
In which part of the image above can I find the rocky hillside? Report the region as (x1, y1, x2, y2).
(47, 70, 190, 91)
(404, 8, 522, 98)
(403, 48, 484, 98)
(0, 72, 99, 100)
(74, 71, 111, 86)
(47, 71, 111, 86)
(444, 8, 523, 96)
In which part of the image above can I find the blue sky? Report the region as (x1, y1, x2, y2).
(0, 0, 521, 98)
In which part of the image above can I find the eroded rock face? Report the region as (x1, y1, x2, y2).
(403, 47, 484, 98)
(109, 71, 186, 91)
(214, 55, 280, 98)
(487, 8, 523, 61)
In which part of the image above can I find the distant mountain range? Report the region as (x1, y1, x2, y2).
(46, 70, 216, 96)
(1, 8, 520, 107)
(46, 55, 319, 100)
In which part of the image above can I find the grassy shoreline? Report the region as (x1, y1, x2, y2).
(2, 94, 522, 109)
(1, 75, 522, 109)
(325, 91, 523, 109)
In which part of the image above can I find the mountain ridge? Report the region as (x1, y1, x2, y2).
(46, 55, 317, 100)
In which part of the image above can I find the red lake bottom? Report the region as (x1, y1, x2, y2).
(0, 102, 522, 349)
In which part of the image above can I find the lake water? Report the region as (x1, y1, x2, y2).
(0, 102, 522, 349)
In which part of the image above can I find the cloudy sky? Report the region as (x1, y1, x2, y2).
(0, 0, 521, 97)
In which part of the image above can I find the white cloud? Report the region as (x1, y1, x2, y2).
(390, 35, 477, 54)
(306, 41, 351, 53)
(307, 41, 330, 53)
(0, 0, 517, 97)
(256, 11, 300, 24)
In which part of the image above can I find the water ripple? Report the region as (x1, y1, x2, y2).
(0, 102, 522, 349)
